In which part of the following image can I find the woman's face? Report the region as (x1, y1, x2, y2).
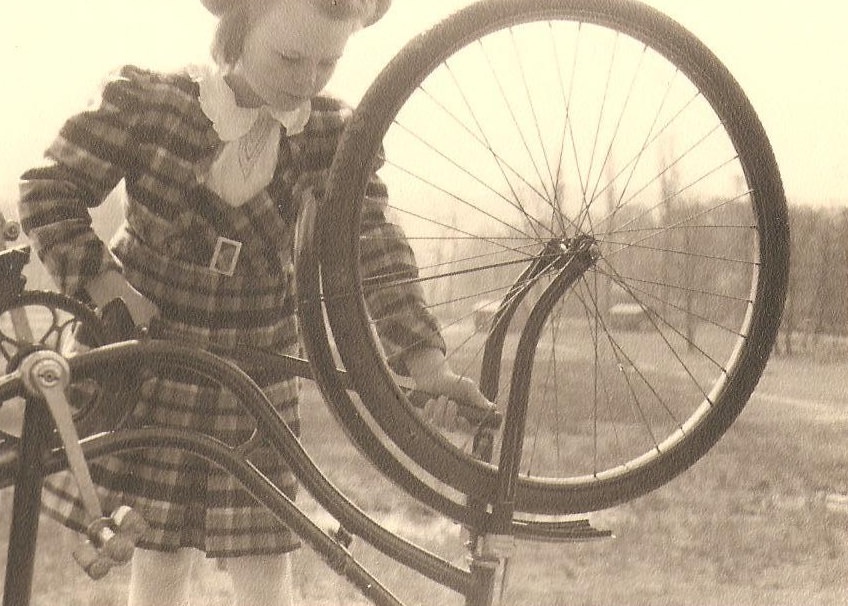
(232, 1, 361, 110)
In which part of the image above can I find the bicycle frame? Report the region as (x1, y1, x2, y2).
(0, 0, 793, 598)
(0, 342, 479, 606)
(0, 219, 608, 606)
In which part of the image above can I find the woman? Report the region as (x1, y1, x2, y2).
(18, 1, 489, 604)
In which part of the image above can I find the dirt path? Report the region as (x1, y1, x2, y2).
(753, 389, 848, 424)
(746, 355, 848, 425)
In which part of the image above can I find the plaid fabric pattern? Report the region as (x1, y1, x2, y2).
(19, 65, 444, 556)
(42, 371, 303, 556)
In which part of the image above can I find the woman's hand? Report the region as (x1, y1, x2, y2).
(84, 270, 160, 328)
(404, 348, 495, 431)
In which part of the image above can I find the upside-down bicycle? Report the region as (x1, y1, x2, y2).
(0, 1, 789, 604)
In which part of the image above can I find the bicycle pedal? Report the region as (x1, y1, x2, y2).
(73, 540, 116, 580)
(110, 505, 149, 544)
(99, 533, 135, 564)
(85, 517, 117, 546)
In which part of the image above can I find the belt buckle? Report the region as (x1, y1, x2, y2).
(210, 236, 242, 276)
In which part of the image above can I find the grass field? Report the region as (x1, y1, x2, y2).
(1, 349, 848, 605)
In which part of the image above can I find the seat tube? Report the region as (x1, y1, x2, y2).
(465, 555, 498, 606)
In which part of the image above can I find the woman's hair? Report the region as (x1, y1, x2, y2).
(207, 0, 390, 66)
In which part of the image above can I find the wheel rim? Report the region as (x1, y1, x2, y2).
(321, 0, 788, 514)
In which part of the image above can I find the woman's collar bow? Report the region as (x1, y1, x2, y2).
(191, 64, 311, 140)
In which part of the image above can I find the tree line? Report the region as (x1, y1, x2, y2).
(5, 194, 846, 360)
(778, 204, 848, 358)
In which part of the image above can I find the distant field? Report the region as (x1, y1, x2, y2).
(2, 351, 848, 605)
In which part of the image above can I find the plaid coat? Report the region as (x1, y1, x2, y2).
(18, 65, 444, 556)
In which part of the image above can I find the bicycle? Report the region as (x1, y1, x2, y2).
(0, 0, 789, 604)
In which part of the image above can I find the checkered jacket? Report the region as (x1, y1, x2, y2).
(17, 65, 444, 556)
(18, 64, 443, 363)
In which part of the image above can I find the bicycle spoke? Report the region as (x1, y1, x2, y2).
(318, 1, 787, 516)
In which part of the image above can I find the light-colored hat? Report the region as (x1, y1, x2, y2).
(366, 0, 390, 25)
(201, 0, 391, 26)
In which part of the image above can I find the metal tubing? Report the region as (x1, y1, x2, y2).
(3, 398, 50, 606)
(479, 241, 567, 400)
(66, 426, 408, 606)
(65, 342, 476, 596)
(465, 556, 498, 606)
(492, 242, 597, 532)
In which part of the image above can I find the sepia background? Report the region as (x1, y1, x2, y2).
(1, 2, 848, 604)
(1, 1, 846, 208)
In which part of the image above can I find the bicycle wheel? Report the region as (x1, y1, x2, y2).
(317, 0, 788, 514)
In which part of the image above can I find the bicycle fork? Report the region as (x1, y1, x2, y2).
(465, 236, 600, 606)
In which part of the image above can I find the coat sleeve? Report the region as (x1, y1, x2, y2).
(17, 66, 144, 297)
(291, 97, 446, 375)
(354, 159, 447, 376)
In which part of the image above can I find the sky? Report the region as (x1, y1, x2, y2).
(0, 0, 846, 213)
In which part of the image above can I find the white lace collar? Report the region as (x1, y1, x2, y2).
(191, 63, 311, 140)
(188, 64, 311, 207)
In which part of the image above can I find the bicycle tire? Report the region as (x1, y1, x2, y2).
(315, 0, 788, 514)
